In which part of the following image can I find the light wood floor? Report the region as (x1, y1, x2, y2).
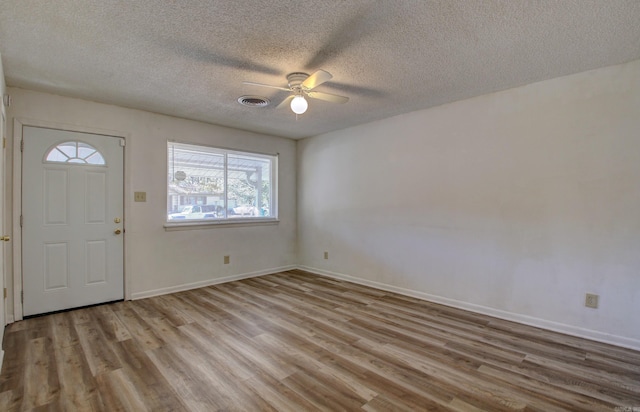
(1, 270, 639, 411)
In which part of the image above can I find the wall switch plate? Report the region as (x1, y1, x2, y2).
(585, 293, 599, 309)
(224, 255, 230, 264)
(134, 191, 146, 202)
(324, 251, 329, 260)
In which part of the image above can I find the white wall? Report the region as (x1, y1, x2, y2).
(298, 59, 640, 349)
(5, 88, 297, 318)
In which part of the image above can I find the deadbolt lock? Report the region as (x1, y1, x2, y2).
(114, 217, 121, 223)
(0, 236, 9, 242)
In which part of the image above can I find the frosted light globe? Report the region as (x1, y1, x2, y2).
(290, 95, 308, 114)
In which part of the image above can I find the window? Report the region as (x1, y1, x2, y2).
(167, 142, 277, 223)
(45, 141, 106, 165)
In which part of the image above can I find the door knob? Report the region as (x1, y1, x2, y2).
(1, 236, 9, 242)
(114, 228, 122, 235)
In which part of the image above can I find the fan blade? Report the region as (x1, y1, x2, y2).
(302, 69, 333, 90)
(307, 91, 349, 104)
(276, 95, 294, 109)
(243, 81, 291, 92)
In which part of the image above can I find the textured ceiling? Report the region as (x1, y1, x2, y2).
(1, 1, 639, 139)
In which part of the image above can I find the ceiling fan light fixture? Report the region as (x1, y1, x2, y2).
(290, 95, 308, 114)
(244, 69, 348, 116)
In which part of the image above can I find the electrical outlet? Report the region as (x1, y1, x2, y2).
(585, 293, 599, 309)
(324, 251, 329, 260)
(134, 191, 146, 202)
(224, 255, 230, 265)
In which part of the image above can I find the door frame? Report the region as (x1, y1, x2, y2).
(12, 117, 131, 321)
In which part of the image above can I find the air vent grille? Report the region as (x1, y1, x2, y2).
(238, 96, 270, 107)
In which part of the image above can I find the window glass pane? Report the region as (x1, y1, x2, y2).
(77, 143, 96, 159)
(85, 152, 106, 165)
(47, 149, 69, 162)
(167, 143, 226, 220)
(57, 142, 77, 158)
(228, 154, 270, 218)
(167, 142, 276, 222)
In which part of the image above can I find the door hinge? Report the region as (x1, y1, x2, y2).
(3, 288, 6, 299)
(20, 139, 24, 152)
(3, 94, 11, 107)
(20, 214, 23, 227)
(21, 290, 24, 303)
(120, 138, 125, 147)
(2, 137, 5, 149)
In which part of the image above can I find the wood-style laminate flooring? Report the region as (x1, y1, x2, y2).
(1, 270, 639, 411)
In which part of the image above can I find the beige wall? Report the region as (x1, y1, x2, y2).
(298, 59, 640, 349)
(5, 88, 297, 319)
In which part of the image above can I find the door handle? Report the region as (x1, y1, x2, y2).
(1, 236, 9, 242)
(114, 228, 122, 235)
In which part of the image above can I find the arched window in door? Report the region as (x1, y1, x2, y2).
(44, 141, 106, 165)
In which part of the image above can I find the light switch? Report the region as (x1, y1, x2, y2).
(134, 192, 146, 202)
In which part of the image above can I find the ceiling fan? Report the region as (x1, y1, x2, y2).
(243, 70, 349, 115)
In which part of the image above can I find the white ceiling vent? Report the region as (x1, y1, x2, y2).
(237, 96, 270, 107)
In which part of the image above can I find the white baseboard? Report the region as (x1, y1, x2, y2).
(130, 265, 297, 300)
(298, 265, 640, 352)
(11, 262, 637, 351)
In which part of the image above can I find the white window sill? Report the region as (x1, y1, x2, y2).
(164, 218, 279, 231)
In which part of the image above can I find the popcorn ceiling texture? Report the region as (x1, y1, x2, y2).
(0, 0, 639, 139)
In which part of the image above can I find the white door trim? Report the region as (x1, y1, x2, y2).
(12, 117, 131, 321)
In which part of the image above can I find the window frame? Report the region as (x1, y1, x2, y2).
(165, 140, 278, 228)
(44, 140, 107, 166)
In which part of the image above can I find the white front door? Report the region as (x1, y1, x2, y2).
(22, 126, 124, 316)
